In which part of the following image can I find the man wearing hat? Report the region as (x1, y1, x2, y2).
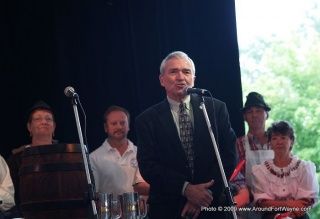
(236, 92, 274, 189)
(235, 92, 274, 219)
(6, 101, 56, 216)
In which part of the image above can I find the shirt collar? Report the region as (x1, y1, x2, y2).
(167, 95, 191, 112)
(103, 138, 135, 153)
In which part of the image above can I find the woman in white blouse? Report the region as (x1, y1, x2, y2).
(252, 121, 319, 219)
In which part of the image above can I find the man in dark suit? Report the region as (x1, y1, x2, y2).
(135, 51, 237, 218)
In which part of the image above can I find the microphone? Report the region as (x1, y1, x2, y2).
(185, 87, 209, 95)
(64, 86, 79, 98)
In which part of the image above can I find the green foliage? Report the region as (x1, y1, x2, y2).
(240, 6, 320, 218)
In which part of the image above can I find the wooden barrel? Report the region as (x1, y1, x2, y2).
(19, 143, 90, 219)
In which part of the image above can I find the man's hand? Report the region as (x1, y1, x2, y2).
(184, 180, 214, 207)
(181, 201, 201, 219)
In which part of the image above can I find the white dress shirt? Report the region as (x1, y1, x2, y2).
(167, 95, 194, 195)
(167, 95, 194, 137)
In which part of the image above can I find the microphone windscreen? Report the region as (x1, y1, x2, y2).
(64, 86, 75, 97)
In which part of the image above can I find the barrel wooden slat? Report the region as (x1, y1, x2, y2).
(19, 144, 89, 219)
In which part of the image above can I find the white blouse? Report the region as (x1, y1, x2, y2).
(252, 156, 319, 204)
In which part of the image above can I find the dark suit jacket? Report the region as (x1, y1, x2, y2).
(135, 94, 236, 219)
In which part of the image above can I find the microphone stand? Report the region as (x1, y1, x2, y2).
(70, 96, 98, 219)
(199, 96, 237, 219)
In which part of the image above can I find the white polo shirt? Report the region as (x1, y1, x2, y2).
(89, 139, 145, 195)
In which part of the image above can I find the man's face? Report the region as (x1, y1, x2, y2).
(159, 57, 195, 102)
(104, 111, 129, 140)
(27, 110, 56, 138)
(243, 106, 268, 130)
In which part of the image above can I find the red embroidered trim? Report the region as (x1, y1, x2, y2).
(264, 160, 301, 178)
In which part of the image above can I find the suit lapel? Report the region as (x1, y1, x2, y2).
(191, 95, 217, 143)
(190, 95, 215, 176)
(190, 95, 205, 144)
(157, 99, 181, 144)
(156, 99, 189, 163)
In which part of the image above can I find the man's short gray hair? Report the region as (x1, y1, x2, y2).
(159, 51, 196, 75)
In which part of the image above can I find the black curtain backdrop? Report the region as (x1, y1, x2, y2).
(2, 0, 244, 158)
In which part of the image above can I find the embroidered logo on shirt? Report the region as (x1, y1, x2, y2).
(130, 158, 138, 168)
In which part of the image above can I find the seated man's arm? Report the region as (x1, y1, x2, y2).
(0, 156, 15, 212)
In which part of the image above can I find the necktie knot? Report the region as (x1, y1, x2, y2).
(179, 102, 187, 113)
